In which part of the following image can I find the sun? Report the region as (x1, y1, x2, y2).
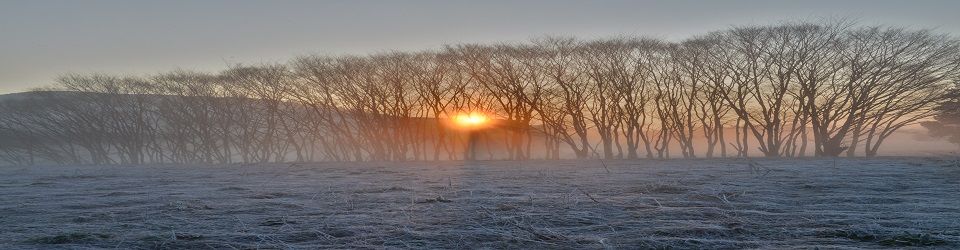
(453, 112, 489, 128)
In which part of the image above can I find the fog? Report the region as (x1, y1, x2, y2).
(1, 20, 958, 166)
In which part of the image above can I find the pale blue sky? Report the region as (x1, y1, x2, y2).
(1, 0, 959, 93)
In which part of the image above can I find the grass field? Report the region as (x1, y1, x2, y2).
(1, 157, 958, 249)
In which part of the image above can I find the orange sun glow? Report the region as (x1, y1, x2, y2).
(453, 112, 489, 128)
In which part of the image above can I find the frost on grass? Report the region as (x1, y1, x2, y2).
(0, 158, 958, 248)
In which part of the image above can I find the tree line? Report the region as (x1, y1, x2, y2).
(1, 21, 958, 165)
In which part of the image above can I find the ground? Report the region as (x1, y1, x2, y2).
(1, 157, 959, 249)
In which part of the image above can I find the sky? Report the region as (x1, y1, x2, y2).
(1, 0, 959, 94)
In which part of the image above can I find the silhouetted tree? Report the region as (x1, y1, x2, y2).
(922, 83, 960, 151)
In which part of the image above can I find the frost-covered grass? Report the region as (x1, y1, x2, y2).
(1, 157, 958, 248)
